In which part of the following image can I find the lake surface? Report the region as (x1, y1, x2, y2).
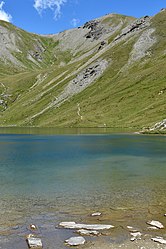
(0, 130, 166, 248)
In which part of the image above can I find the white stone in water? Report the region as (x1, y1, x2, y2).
(91, 212, 102, 217)
(130, 232, 142, 241)
(59, 222, 114, 230)
(151, 237, 166, 245)
(146, 220, 164, 229)
(127, 226, 133, 229)
(65, 236, 86, 246)
(77, 229, 100, 236)
(27, 237, 42, 248)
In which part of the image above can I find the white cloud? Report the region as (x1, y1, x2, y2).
(71, 18, 80, 27)
(34, 0, 67, 19)
(0, 1, 12, 22)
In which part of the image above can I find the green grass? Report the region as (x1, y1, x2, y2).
(0, 12, 165, 131)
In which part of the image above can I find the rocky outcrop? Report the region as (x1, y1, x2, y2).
(28, 42, 45, 62)
(149, 119, 166, 131)
(114, 16, 151, 41)
(141, 119, 166, 133)
(83, 20, 106, 40)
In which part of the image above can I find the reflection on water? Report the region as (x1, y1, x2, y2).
(0, 130, 166, 248)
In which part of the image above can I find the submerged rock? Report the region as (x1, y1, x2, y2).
(65, 236, 86, 246)
(26, 234, 42, 248)
(151, 237, 166, 245)
(127, 226, 139, 232)
(146, 220, 164, 229)
(77, 229, 100, 236)
(59, 221, 114, 230)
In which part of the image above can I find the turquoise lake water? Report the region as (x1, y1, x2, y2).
(0, 131, 166, 248)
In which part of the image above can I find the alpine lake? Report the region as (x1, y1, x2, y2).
(0, 127, 166, 248)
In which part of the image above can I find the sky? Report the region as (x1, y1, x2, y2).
(0, 0, 165, 34)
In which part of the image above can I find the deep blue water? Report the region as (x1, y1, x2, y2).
(0, 133, 166, 201)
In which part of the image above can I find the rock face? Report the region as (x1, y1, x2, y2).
(83, 20, 105, 40)
(149, 119, 166, 131)
(59, 222, 114, 230)
(65, 236, 86, 246)
(115, 16, 151, 41)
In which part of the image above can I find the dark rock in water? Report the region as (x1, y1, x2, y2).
(11, 225, 19, 230)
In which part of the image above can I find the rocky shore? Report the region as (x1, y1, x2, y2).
(18, 211, 166, 248)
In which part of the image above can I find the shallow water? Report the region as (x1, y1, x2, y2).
(0, 130, 166, 248)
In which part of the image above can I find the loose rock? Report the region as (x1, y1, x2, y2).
(59, 221, 114, 230)
(65, 236, 86, 246)
(146, 220, 164, 229)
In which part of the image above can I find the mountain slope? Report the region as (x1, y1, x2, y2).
(0, 10, 165, 130)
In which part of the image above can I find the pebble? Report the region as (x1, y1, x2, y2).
(65, 236, 86, 246)
(91, 212, 102, 217)
(30, 224, 38, 230)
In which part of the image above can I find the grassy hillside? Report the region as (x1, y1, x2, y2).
(0, 11, 165, 130)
